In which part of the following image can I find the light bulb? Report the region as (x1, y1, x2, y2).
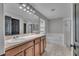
(19, 6, 22, 9)
(22, 4, 26, 7)
(30, 9, 32, 11)
(27, 6, 30, 9)
(23, 8, 26, 11)
(27, 10, 29, 13)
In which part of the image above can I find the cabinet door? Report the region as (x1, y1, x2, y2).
(25, 46, 34, 56)
(35, 43, 40, 56)
(41, 40, 44, 54)
(16, 51, 24, 56)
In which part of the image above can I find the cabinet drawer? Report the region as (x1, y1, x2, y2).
(35, 38, 40, 44)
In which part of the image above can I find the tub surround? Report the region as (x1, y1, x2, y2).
(5, 34, 46, 56)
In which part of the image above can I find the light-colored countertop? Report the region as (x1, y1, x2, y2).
(5, 34, 45, 51)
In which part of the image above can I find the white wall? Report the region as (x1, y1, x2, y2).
(48, 18, 64, 34)
(47, 18, 64, 45)
(47, 17, 71, 46)
(0, 4, 5, 55)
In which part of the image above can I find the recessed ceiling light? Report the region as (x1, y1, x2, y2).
(22, 4, 26, 7)
(19, 6, 22, 9)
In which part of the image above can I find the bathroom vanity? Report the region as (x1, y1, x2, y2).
(5, 34, 46, 56)
(4, 3, 46, 56)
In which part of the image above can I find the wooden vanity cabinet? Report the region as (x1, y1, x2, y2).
(5, 41, 34, 56)
(5, 36, 46, 56)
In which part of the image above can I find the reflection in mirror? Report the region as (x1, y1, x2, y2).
(5, 16, 20, 35)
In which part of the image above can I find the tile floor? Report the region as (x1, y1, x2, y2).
(43, 42, 71, 56)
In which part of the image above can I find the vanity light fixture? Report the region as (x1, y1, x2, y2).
(19, 3, 37, 16)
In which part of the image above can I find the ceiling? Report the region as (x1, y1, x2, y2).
(30, 3, 71, 20)
(4, 3, 71, 21)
